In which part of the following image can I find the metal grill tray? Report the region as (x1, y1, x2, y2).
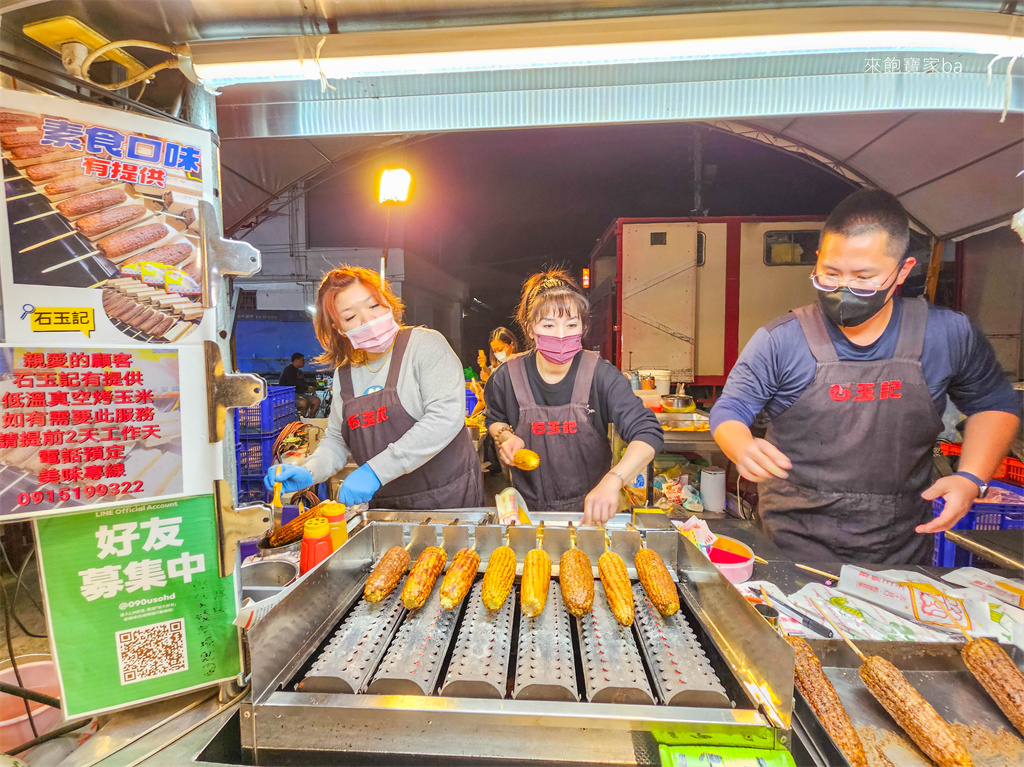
(578, 583, 654, 705)
(440, 581, 515, 699)
(297, 582, 407, 694)
(632, 583, 731, 708)
(514, 583, 579, 702)
(365, 580, 464, 696)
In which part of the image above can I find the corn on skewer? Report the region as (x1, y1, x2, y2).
(521, 522, 551, 617)
(813, 601, 972, 767)
(632, 527, 679, 617)
(482, 529, 517, 611)
(440, 540, 480, 609)
(560, 522, 594, 617)
(933, 594, 1024, 737)
(598, 529, 634, 626)
(363, 519, 430, 602)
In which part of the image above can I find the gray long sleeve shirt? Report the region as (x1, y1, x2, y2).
(303, 327, 467, 486)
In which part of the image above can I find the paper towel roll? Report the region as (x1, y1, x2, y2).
(700, 468, 726, 512)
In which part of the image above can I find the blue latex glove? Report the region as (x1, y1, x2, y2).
(338, 464, 382, 506)
(263, 464, 314, 492)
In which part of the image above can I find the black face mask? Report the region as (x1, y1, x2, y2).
(817, 286, 892, 328)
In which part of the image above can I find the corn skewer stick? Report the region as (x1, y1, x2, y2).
(812, 599, 866, 662)
(754, 554, 769, 565)
(404, 516, 434, 550)
(796, 563, 841, 581)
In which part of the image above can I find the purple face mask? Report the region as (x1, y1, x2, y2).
(535, 332, 583, 365)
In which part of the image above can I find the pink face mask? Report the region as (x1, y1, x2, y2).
(535, 332, 582, 365)
(344, 311, 400, 354)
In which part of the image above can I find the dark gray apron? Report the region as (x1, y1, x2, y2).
(338, 329, 484, 510)
(508, 351, 613, 512)
(759, 298, 942, 565)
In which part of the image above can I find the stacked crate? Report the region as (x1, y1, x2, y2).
(235, 385, 295, 504)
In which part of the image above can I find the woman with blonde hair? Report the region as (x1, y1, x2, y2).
(485, 269, 663, 523)
(265, 266, 483, 509)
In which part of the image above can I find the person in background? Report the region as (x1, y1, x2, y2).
(478, 327, 520, 382)
(485, 269, 663, 524)
(711, 190, 1020, 564)
(279, 352, 321, 418)
(265, 266, 484, 509)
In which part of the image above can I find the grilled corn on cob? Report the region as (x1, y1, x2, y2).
(961, 637, 1024, 737)
(440, 547, 480, 609)
(559, 548, 594, 617)
(635, 547, 679, 616)
(401, 546, 447, 609)
(598, 550, 634, 626)
(364, 546, 411, 603)
(512, 449, 540, 471)
(520, 548, 552, 617)
(859, 655, 972, 767)
(268, 504, 325, 547)
(787, 637, 867, 767)
(481, 546, 516, 611)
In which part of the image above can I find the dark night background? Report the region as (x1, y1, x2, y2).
(304, 122, 858, 358)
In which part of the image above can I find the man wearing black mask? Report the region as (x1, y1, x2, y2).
(712, 190, 1020, 564)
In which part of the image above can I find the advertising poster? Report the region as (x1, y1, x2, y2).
(35, 494, 241, 718)
(1, 90, 214, 345)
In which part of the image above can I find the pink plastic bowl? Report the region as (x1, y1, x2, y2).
(707, 536, 755, 584)
(1, 661, 63, 752)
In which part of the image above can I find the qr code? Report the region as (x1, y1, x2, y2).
(115, 618, 188, 684)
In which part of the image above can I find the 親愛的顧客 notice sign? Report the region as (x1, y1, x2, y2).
(0, 345, 184, 520)
(35, 494, 241, 718)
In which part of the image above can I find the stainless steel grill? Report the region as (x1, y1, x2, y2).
(242, 519, 795, 764)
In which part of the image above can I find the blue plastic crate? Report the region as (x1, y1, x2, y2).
(465, 386, 478, 416)
(933, 480, 1024, 567)
(235, 385, 295, 435)
(237, 434, 277, 478)
(238, 476, 267, 506)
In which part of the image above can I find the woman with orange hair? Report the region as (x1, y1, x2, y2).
(265, 266, 483, 509)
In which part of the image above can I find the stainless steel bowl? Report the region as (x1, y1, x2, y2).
(661, 394, 694, 411)
(241, 559, 299, 603)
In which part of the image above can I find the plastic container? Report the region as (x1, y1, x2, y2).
(299, 517, 333, 575)
(637, 369, 671, 396)
(322, 502, 348, 551)
(235, 385, 295, 435)
(938, 441, 1024, 486)
(465, 386, 478, 416)
(707, 536, 754, 584)
(933, 479, 1024, 567)
(0, 660, 62, 752)
(236, 434, 278, 477)
(635, 390, 663, 411)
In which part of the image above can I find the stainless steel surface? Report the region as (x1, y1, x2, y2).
(244, 520, 786, 762)
(676, 532, 795, 731)
(365, 579, 464, 696)
(633, 583, 730, 708)
(944, 529, 1024, 571)
(297, 584, 406, 694)
(198, 199, 261, 308)
(514, 583, 579, 702)
(800, 640, 1024, 767)
(441, 581, 515, 699)
(578, 583, 654, 705)
(205, 340, 264, 445)
(661, 394, 694, 411)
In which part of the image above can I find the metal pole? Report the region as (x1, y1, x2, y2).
(381, 204, 393, 280)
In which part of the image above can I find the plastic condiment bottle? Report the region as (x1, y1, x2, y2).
(299, 517, 333, 575)
(322, 502, 348, 551)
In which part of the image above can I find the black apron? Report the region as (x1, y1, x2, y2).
(759, 298, 942, 565)
(508, 351, 613, 512)
(338, 329, 484, 510)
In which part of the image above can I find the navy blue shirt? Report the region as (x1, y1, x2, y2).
(710, 298, 1021, 432)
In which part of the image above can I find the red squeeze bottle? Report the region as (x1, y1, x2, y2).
(299, 517, 333, 575)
